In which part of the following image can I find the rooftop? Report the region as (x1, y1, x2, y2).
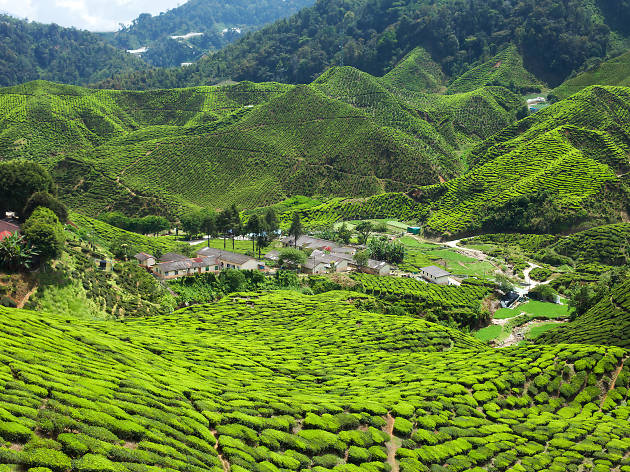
(196, 247, 255, 265)
(134, 252, 154, 261)
(160, 252, 189, 263)
(420, 265, 451, 278)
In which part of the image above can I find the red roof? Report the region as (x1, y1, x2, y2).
(0, 231, 13, 241)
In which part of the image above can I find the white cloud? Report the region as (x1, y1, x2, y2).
(0, 0, 188, 31)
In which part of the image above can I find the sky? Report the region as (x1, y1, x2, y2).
(0, 0, 188, 32)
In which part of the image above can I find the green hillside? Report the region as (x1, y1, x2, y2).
(551, 223, 630, 266)
(0, 290, 628, 472)
(447, 45, 545, 94)
(552, 51, 630, 101)
(103, 0, 314, 68)
(0, 15, 146, 87)
(97, 0, 626, 90)
(407, 85, 630, 237)
(0, 76, 523, 217)
(381, 47, 446, 93)
(537, 278, 630, 348)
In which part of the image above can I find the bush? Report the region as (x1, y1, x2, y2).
(23, 449, 71, 472)
(0, 421, 33, 443)
(72, 454, 119, 472)
(528, 285, 558, 303)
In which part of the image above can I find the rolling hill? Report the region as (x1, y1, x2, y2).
(101, 0, 315, 68)
(552, 50, 630, 101)
(0, 73, 523, 217)
(0, 290, 628, 472)
(405, 85, 630, 237)
(0, 15, 147, 87)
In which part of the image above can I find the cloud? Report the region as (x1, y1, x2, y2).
(0, 0, 188, 31)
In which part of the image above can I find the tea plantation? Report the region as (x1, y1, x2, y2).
(409, 85, 630, 236)
(537, 277, 630, 349)
(552, 51, 630, 101)
(0, 290, 629, 472)
(0, 71, 523, 218)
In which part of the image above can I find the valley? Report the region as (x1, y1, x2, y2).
(0, 0, 630, 471)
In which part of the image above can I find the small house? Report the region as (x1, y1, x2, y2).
(302, 250, 348, 274)
(362, 259, 391, 276)
(196, 247, 261, 271)
(281, 235, 340, 251)
(419, 265, 451, 285)
(134, 252, 156, 268)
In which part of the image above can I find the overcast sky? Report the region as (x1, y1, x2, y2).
(0, 0, 188, 32)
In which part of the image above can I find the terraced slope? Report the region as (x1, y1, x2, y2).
(447, 45, 545, 94)
(551, 223, 630, 266)
(408, 85, 630, 236)
(552, 51, 630, 101)
(381, 47, 446, 93)
(0, 290, 629, 472)
(537, 278, 630, 348)
(0, 77, 523, 216)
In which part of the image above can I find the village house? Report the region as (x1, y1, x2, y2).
(196, 247, 262, 271)
(281, 235, 339, 251)
(302, 250, 348, 274)
(361, 259, 392, 276)
(134, 252, 156, 268)
(419, 265, 451, 285)
(153, 257, 216, 280)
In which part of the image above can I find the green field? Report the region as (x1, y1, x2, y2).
(473, 324, 502, 342)
(526, 322, 565, 340)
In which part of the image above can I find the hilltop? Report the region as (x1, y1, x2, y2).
(0, 290, 628, 471)
(0, 15, 146, 87)
(0, 74, 523, 217)
(102, 0, 315, 68)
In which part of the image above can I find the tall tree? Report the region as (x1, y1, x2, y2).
(200, 209, 217, 247)
(289, 213, 303, 247)
(0, 160, 55, 217)
(246, 215, 261, 253)
(181, 210, 203, 239)
(355, 221, 374, 245)
(22, 191, 68, 223)
(229, 204, 242, 250)
(22, 207, 65, 265)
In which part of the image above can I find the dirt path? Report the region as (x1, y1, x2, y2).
(600, 360, 625, 409)
(16, 285, 38, 309)
(383, 414, 400, 472)
(496, 319, 566, 348)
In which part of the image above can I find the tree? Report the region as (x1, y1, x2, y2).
(494, 273, 515, 293)
(246, 214, 261, 253)
(228, 204, 241, 250)
(367, 237, 404, 264)
(22, 191, 68, 223)
(353, 250, 369, 268)
(264, 208, 279, 234)
(528, 284, 558, 303)
(22, 208, 65, 264)
(0, 233, 38, 271)
(138, 215, 170, 235)
(0, 160, 55, 217)
(216, 209, 229, 248)
(219, 268, 246, 293)
(110, 233, 139, 260)
(277, 248, 306, 270)
(336, 223, 352, 244)
(181, 210, 203, 239)
(200, 209, 217, 247)
(255, 226, 272, 259)
(355, 221, 374, 245)
(289, 212, 303, 247)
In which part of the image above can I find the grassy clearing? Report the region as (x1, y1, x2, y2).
(474, 324, 503, 342)
(519, 300, 570, 318)
(526, 322, 565, 339)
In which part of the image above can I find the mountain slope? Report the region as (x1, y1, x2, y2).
(97, 0, 624, 91)
(0, 75, 523, 216)
(446, 45, 545, 94)
(407, 85, 630, 237)
(537, 277, 630, 348)
(552, 50, 630, 101)
(0, 290, 628, 471)
(102, 0, 315, 67)
(0, 15, 147, 87)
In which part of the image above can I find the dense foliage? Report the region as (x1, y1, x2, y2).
(0, 290, 628, 472)
(103, 0, 315, 67)
(98, 0, 626, 90)
(0, 15, 146, 87)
